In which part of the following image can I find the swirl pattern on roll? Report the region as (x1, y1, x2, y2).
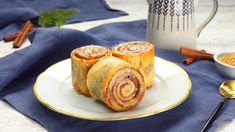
(87, 57, 145, 111)
(71, 45, 111, 96)
(112, 41, 155, 88)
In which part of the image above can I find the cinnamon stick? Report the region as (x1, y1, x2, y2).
(12, 21, 31, 46)
(181, 50, 206, 65)
(12, 20, 33, 48)
(180, 47, 214, 60)
(3, 32, 20, 42)
(182, 57, 197, 65)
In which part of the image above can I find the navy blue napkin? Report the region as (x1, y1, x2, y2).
(0, 0, 127, 40)
(0, 20, 234, 132)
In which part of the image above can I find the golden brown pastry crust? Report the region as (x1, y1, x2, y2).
(87, 57, 146, 111)
(112, 41, 155, 88)
(71, 45, 111, 96)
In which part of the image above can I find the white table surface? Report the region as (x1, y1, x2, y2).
(0, 0, 235, 131)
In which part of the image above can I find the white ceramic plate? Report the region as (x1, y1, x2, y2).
(33, 57, 192, 121)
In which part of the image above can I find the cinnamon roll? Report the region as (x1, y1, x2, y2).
(112, 41, 155, 88)
(87, 57, 146, 111)
(71, 45, 111, 96)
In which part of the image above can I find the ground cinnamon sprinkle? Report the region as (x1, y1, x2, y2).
(218, 53, 235, 66)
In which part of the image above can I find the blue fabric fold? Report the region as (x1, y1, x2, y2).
(0, 7, 38, 38)
(0, 20, 234, 132)
(0, 0, 127, 40)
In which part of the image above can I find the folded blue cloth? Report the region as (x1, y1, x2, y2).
(0, 0, 127, 40)
(0, 20, 234, 132)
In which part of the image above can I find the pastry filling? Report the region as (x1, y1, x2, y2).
(117, 42, 152, 54)
(74, 45, 109, 60)
(105, 67, 145, 108)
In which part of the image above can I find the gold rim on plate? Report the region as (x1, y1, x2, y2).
(33, 58, 192, 121)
